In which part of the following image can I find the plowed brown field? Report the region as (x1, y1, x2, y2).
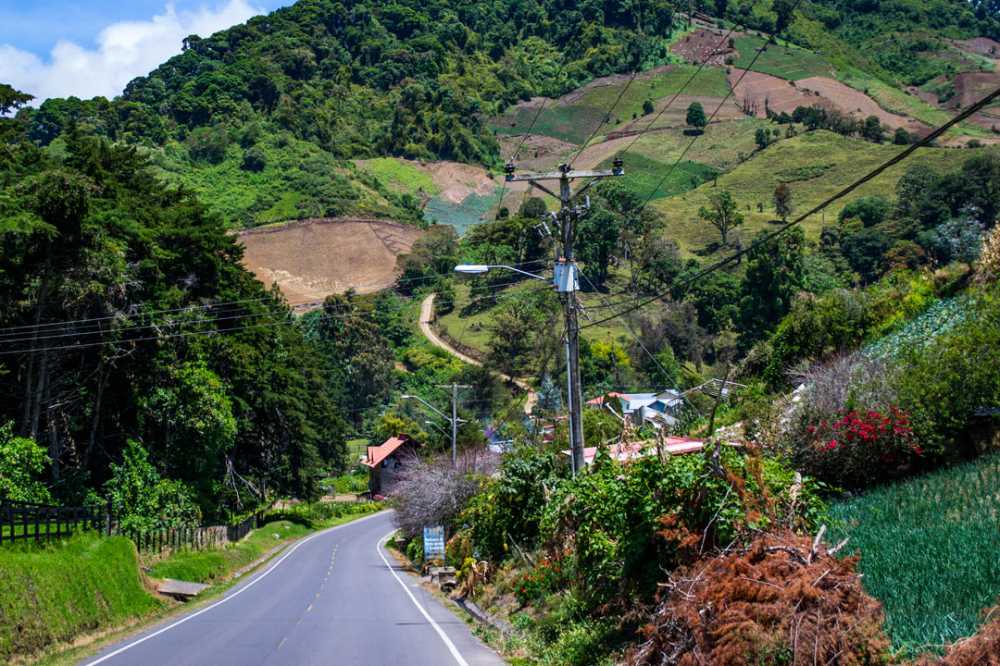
(237, 219, 423, 306)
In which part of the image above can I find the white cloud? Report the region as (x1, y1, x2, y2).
(0, 1, 266, 104)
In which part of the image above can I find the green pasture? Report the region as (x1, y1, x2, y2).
(649, 130, 996, 259)
(731, 37, 833, 80)
(492, 65, 731, 144)
(357, 158, 439, 195)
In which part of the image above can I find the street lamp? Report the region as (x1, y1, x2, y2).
(454, 264, 552, 283)
(401, 394, 467, 463)
(424, 420, 448, 436)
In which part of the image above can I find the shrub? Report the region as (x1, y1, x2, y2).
(798, 407, 920, 489)
(105, 440, 199, 532)
(0, 422, 50, 503)
(390, 449, 499, 539)
(463, 447, 563, 561)
(539, 446, 827, 607)
(240, 145, 267, 172)
(512, 550, 574, 605)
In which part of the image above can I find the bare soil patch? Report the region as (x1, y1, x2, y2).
(670, 29, 744, 66)
(949, 37, 1000, 59)
(950, 72, 1000, 110)
(731, 70, 932, 133)
(498, 133, 577, 169)
(796, 76, 929, 130)
(237, 219, 423, 306)
(417, 161, 497, 204)
(729, 68, 811, 116)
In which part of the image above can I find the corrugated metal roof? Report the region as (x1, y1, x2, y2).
(363, 433, 418, 467)
(563, 437, 738, 465)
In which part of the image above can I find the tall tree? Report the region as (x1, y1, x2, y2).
(686, 102, 708, 132)
(738, 227, 805, 348)
(698, 190, 745, 248)
(773, 182, 793, 222)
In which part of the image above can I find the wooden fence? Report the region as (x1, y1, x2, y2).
(123, 511, 264, 557)
(0, 498, 110, 545)
(1, 498, 267, 555)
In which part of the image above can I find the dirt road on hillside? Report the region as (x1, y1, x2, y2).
(419, 295, 537, 415)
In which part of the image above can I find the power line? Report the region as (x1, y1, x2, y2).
(615, 5, 760, 162)
(0, 280, 555, 355)
(566, 4, 683, 168)
(580, 79, 1000, 331)
(578, 270, 702, 419)
(633, 1, 802, 208)
(0, 259, 550, 339)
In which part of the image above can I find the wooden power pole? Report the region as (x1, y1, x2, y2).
(435, 383, 471, 464)
(506, 159, 625, 474)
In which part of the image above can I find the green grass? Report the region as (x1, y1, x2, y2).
(148, 504, 381, 584)
(0, 532, 164, 661)
(491, 65, 731, 144)
(650, 130, 998, 258)
(358, 157, 440, 195)
(597, 152, 717, 201)
(625, 117, 775, 173)
(827, 454, 1000, 655)
(435, 277, 635, 359)
(346, 438, 369, 460)
(731, 37, 833, 80)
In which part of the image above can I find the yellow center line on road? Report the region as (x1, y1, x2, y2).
(315, 593, 320, 598)
(307, 605, 313, 612)
(296, 619, 303, 626)
(277, 638, 287, 651)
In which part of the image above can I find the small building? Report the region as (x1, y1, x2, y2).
(563, 437, 739, 467)
(586, 390, 686, 429)
(362, 433, 421, 495)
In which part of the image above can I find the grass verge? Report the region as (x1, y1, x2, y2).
(828, 453, 1000, 655)
(8, 503, 383, 665)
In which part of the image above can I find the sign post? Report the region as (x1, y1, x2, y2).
(423, 525, 446, 566)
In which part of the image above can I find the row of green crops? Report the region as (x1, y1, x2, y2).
(827, 453, 1000, 655)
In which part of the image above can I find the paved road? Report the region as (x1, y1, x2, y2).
(80, 511, 505, 666)
(419, 294, 537, 414)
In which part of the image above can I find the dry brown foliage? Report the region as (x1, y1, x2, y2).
(627, 531, 892, 666)
(976, 225, 1000, 285)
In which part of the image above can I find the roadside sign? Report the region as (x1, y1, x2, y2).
(423, 525, 445, 565)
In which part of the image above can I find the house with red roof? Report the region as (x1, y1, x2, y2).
(362, 433, 421, 495)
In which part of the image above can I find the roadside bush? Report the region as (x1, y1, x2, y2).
(540, 446, 827, 608)
(512, 550, 574, 606)
(463, 447, 564, 561)
(798, 407, 920, 489)
(105, 440, 199, 532)
(0, 422, 51, 503)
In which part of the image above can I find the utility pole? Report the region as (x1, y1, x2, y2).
(506, 159, 624, 474)
(435, 383, 471, 464)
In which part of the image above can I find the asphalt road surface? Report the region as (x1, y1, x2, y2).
(80, 511, 505, 666)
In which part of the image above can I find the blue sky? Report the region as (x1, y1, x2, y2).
(0, 0, 292, 104)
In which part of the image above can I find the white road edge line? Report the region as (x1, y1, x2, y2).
(376, 530, 471, 666)
(83, 511, 385, 665)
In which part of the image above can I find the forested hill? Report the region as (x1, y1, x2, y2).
(7, 0, 1000, 228)
(9, 0, 669, 227)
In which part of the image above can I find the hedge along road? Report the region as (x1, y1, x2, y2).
(79, 511, 504, 666)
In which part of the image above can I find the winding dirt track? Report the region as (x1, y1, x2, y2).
(419, 295, 537, 415)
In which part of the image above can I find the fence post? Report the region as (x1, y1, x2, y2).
(105, 500, 112, 537)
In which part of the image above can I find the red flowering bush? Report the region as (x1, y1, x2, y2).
(512, 550, 574, 606)
(800, 406, 920, 489)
